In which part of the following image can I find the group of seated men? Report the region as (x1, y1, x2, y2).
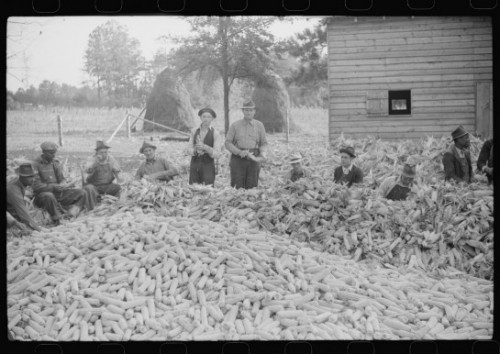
(286, 125, 493, 201)
(6, 125, 493, 233)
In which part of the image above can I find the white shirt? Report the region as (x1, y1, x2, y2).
(342, 164, 353, 175)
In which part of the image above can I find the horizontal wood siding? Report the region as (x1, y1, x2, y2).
(327, 16, 492, 140)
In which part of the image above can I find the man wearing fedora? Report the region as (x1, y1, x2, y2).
(6, 163, 42, 232)
(477, 138, 493, 185)
(136, 141, 179, 182)
(84, 140, 122, 197)
(443, 125, 473, 184)
(284, 152, 310, 182)
(379, 158, 417, 201)
(185, 107, 222, 186)
(32, 141, 96, 224)
(225, 100, 268, 189)
(334, 146, 364, 187)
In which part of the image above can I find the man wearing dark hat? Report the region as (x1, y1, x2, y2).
(32, 142, 96, 224)
(379, 158, 417, 201)
(136, 141, 179, 182)
(443, 125, 473, 184)
(6, 163, 42, 232)
(185, 107, 222, 186)
(84, 140, 122, 197)
(477, 138, 493, 184)
(333, 146, 364, 187)
(225, 100, 268, 189)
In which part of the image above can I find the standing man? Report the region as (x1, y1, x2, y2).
(84, 140, 122, 197)
(477, 138, 493, 184)
(186, 107, 222, 186)
(379, 159, 417, 201)
(442, 125, 473, 184)
(136, 141, 179, 182)
(32, 142, 97, 223)
(333, 146, 364, 187)
(225, 100, 268, 189)
(6, 163, 42, 232)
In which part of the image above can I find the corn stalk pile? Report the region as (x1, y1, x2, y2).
(7, 210, 493, 341)
(98, 175, 493, 280)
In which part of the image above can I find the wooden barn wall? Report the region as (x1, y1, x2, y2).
(327, 16, 492, 140)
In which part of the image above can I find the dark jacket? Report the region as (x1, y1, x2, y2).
(6, 178, 38, 229)
(333, 165, 364, 187)
(442, 146, 473, 183)
(477, 139, 493, 182)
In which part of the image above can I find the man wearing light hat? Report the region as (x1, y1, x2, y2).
(379, 157, 418, 201)
(334, 146, 364, 187)
(6, 163, 42, 232)
(442, 125, 473, 184)
(225, 100, 268, 189)
(84, 140, 122, 197)
(136, 141, 179, 182)
(32, 141, 96, 224)
(284, 152, 310, 182)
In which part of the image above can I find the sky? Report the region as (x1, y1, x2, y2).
(6, 16, 323, 93)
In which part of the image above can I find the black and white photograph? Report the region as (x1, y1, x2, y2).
(6, 16, 493, 341)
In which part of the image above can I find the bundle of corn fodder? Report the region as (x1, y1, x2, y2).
(7, 209, 493, 341)
(99, 169, 493, 280)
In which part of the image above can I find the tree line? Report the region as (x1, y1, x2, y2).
(7, 18, 328, 113)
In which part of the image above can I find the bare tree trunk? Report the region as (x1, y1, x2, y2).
(97, 77, 101, 106)
(220, 17, 230, 135)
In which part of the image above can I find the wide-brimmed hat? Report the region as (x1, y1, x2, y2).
(95, 140, 111, 151)
(139, 141, 157, 154)
(241, 100, 256, 109)
(289, 152, 302, 164)
(339, 146, 356, 158)
(401, 163, 417, 178)
(451, 125, 469, 141)
(15, 163, 35, 177)
(198, 107, 216, 118)
(40, 141, 59, 152)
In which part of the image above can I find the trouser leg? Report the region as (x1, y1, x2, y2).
(58, 188, 96, 211)
(201, 160, 215, 186)
(97, 183, 121, 197)
(245, 160, 260, 189)
(34, 192, 62, 221)
(230, 155, 246, 189)
(189, 158, 202, 185)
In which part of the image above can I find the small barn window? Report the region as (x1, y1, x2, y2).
(388, 90, 411, 115)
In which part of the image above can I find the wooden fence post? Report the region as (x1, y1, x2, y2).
(57, 115, 63, 147)
(126, 110, 131, 138)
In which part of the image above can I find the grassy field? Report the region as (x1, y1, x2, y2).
(6, 106, 328, 152)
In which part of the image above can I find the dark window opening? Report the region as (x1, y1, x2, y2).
(389, 90, 411, 115)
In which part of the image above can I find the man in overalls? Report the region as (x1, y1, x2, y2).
(225, 100, 268, 189)
(32, 142, 97, 223)
(84, 140, 122, 197)
(379, 159, 417, 201)
(186, 107, 222, 186)
(442, 125, 473, 184)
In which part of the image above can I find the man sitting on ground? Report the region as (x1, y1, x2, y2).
(379, 158, 417, 201)
(84, 140, 122, 197)
(135, 141, 179, 182)
(284, 152, 310, 182)
(32, 141, 97, 224)
(7, 163, 43, 232)
(442, 125, 473, 184)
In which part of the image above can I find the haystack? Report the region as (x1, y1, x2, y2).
(252, 71, 295, 133)
(144, 69, 196, 133)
